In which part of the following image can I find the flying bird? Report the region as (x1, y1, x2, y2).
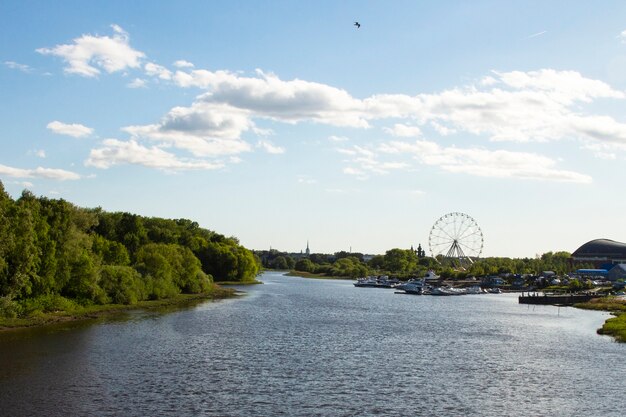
(354, 21, 360, 28)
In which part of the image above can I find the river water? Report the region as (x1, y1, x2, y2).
(1, 271, 624, 416)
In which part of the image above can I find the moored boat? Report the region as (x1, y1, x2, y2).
(354, 275, 399, 288)
(396, 277, 427, 294)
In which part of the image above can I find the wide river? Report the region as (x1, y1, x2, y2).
(1, 271, 624, 416)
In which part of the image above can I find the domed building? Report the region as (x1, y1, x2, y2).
(571, 239, 626, 268)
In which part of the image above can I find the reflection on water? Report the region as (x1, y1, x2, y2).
(1, 271, 624, 417)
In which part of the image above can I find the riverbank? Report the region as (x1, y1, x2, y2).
(0, 284, 237, 332)
(217, 279, 263, 285)
(575, 297, 626, 342)
(284, 271, 345, 280)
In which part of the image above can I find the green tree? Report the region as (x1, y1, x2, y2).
(119, 213, 148, 257)
(383, 248, 418, 274)
(135, 243, 212, 297)
(92, 235, 131, 266)
(368, 255, 385, 270)
(331, 257, 369, 278)
(295, 258, 315, 273)
(99, 265, 145, 304)
(196, 240, 259, 282)
(3, 191, 41, 298)
(0, 182, 12, 295)
(272, 255, 289, 270)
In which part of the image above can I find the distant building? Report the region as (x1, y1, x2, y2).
(482, 276, 505, 287)
(571, 239, 626, 268)
(576, 269, 609, 278)
(608, 264, 626, 281)
(305, 240, 310, 257)
(411, 244, 426, 258)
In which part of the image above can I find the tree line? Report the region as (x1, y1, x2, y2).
(0, 181, 260, 317)
(257, 247, 583, 279)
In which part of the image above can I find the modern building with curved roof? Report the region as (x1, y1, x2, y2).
(571, 239, 626, 267)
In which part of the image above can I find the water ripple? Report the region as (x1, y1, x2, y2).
(1, 271, 625, 416)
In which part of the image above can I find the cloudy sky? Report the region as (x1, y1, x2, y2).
(2, 0, 626, 257)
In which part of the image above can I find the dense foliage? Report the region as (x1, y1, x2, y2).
(0, 181, 260, 317)
(257, 247, 582, 280)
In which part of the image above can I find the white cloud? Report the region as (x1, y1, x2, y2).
(343, 167, 367, 179)
(36, 24, 144, 77)
(36, 25, 626, 154)
(364, 69, 626, 150)
(127, 78, 148, 88)
(168, 67, 626, 151)
(123, 102, 253, 157)
(0, 164, 81, 180)
(62, 39, 625, 160)
(46, 25, 625, 172)
(4, 61, 33, 73)
(620, 29, 626, 44)
(252, 126, 274, 136)
(173, 69, 369, 127)
(47, 121, 94, 138)
(46, 120, 93, 138)
(379, 140, 592, 184)
(566, 114, 626, 146)
(383, 123, 422, 137)
(297, 175, 317, 184)
(28, 149, 46, 158)
(339, 145, 409, 180)
(328, 135, 349, 142)
(257, 140, 285, 154)
(85, 139, 224, 171)
(528, 30, 547, 39)
(581, 142, 619, 160)
(494, 69, 623, 103)
(145, 62, 172, 80)
(173, 60, 194, 68)
(431, 121, 456, 136)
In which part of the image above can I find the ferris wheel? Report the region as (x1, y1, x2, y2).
(428, 212, 483, 264)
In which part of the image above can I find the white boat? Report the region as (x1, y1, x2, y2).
(353, 276, 379, 287)
(424, 270, 440, 280)
(430, 287, 452, 296)
(396, 277, 427, 293)
(354, 276, 399, 288)
(465, 285, 483, 295)
(430, 286, 465, 296)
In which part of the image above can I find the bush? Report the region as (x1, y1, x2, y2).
(146, 276, 180, 300)
(295, 258, 315, 273)
(19, 294, 79, 316)
(99, 265, 146, 305)
(0, 296, 22, 318)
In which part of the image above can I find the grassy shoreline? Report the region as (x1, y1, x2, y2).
(216, 279, 263, 285)
(284, 271, 346, 280)
(575, 297, 626, 343)
(0, 284, 238, 332)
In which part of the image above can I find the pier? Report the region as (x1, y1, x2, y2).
(518, 293, 601, 306)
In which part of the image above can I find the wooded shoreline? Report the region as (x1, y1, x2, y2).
(0, 284, 238, 332)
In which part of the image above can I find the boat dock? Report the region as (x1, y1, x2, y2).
(518, 293, 601, 306)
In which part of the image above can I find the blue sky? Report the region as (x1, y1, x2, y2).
(2, 1, 626, 257)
